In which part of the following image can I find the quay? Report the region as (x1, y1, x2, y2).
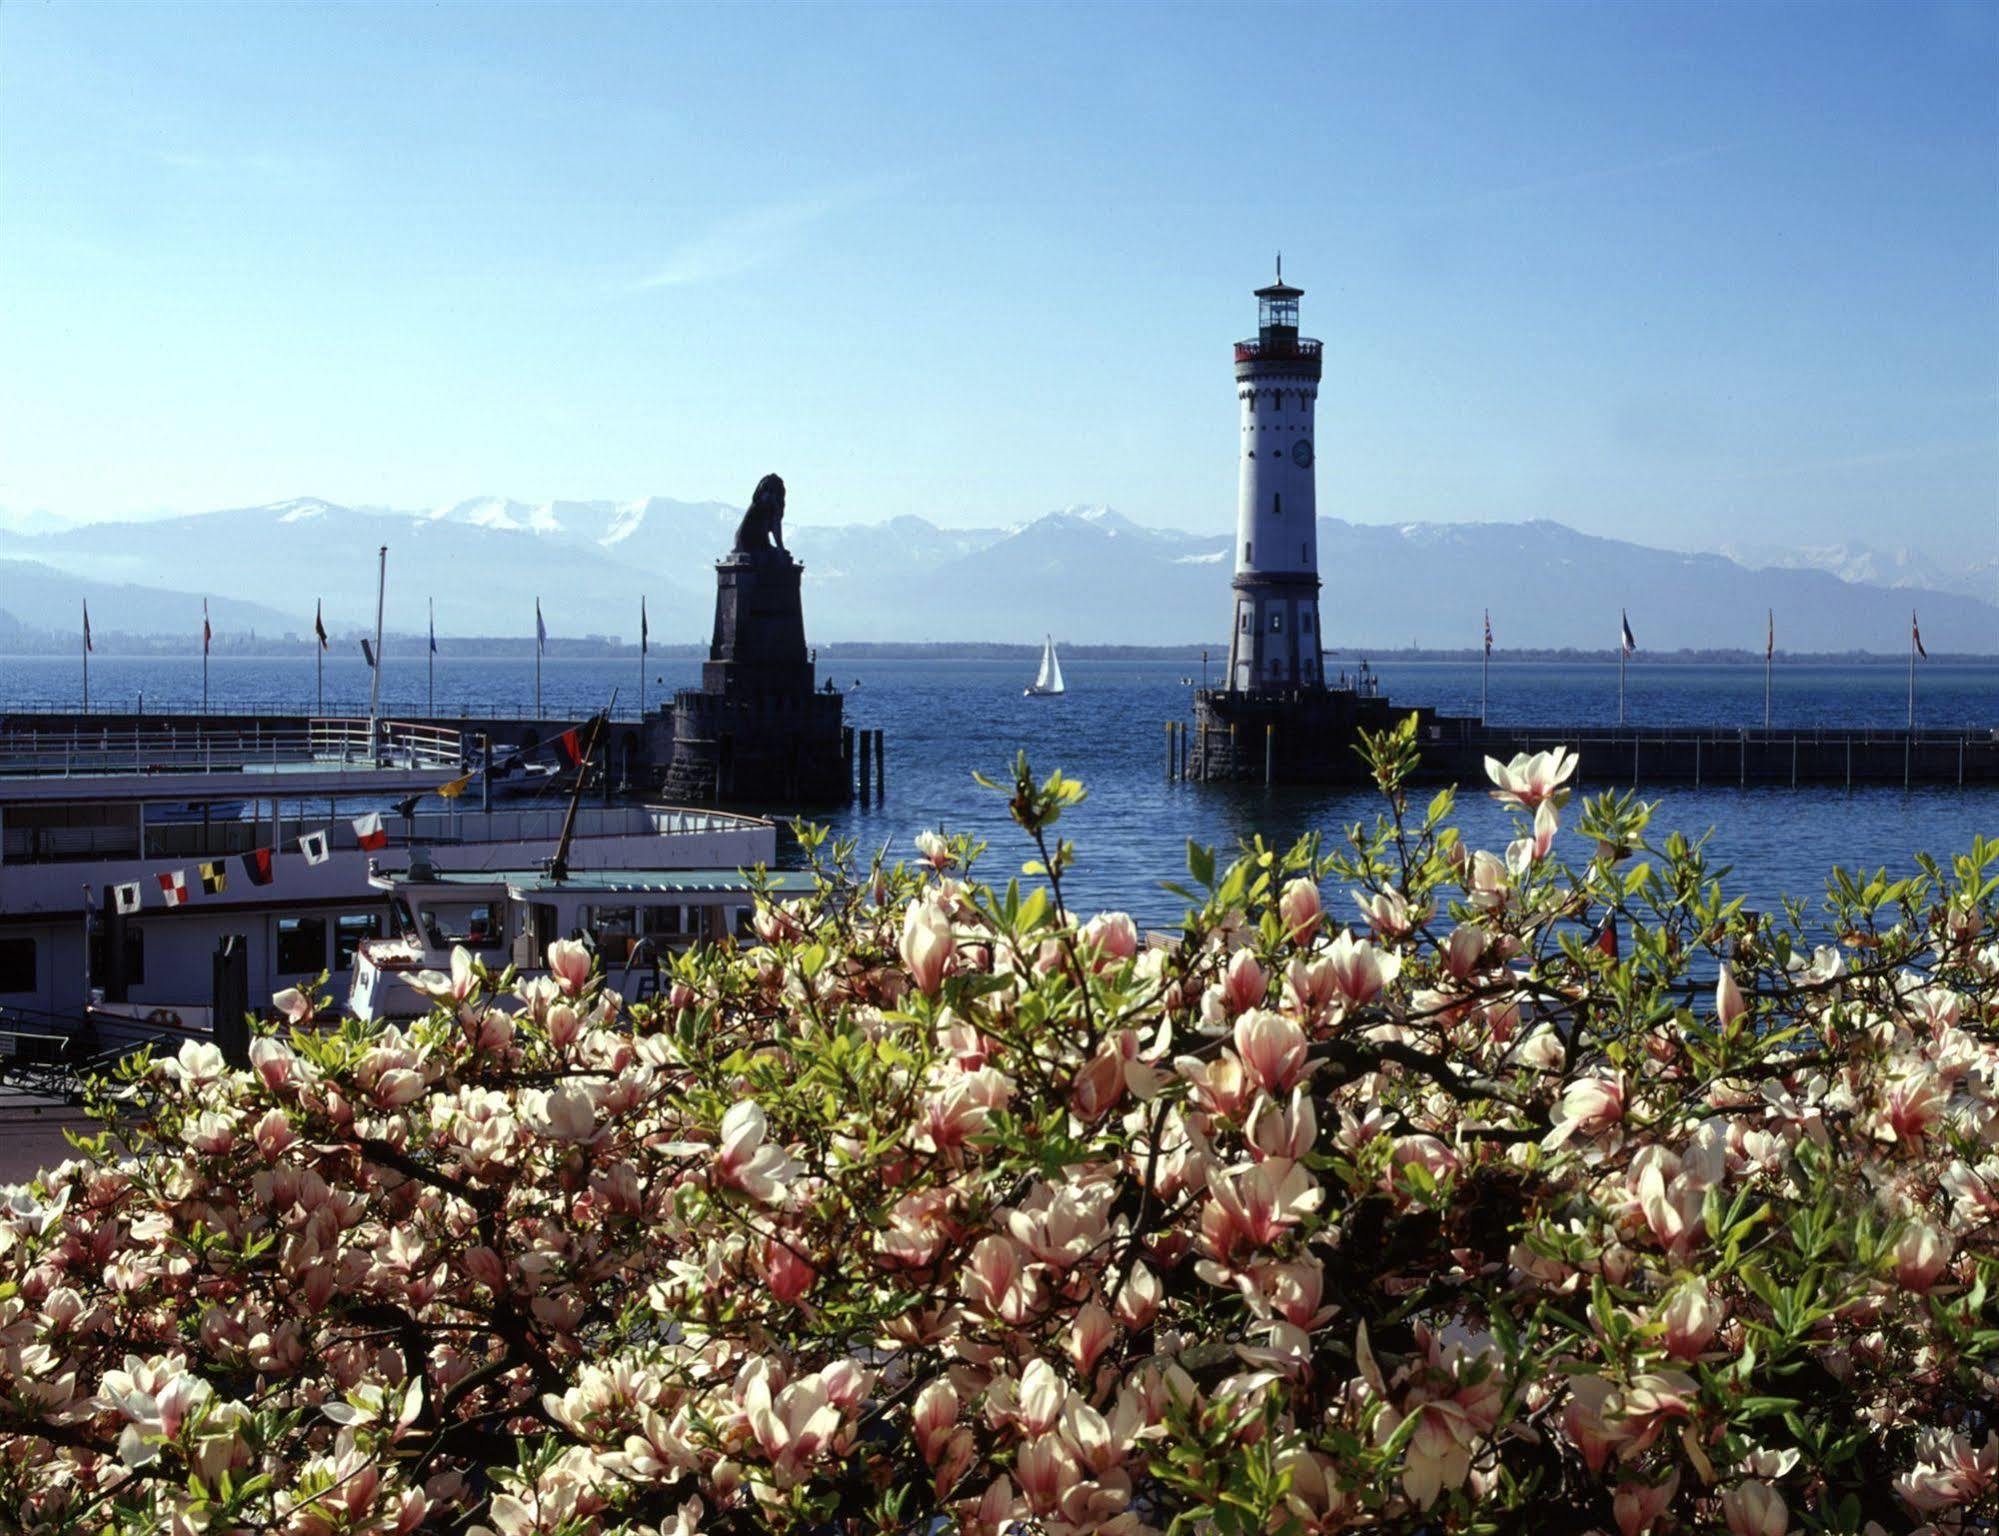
(1181, 687, 1999, 788)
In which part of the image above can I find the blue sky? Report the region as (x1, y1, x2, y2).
(2, 0, 1993, 559)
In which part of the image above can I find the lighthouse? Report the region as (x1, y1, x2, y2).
(1225, 261, 1325, 692)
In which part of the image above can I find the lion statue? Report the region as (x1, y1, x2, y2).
(730, 473, 787, 556)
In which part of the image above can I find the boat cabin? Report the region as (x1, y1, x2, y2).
(350, 865, 818, 1020)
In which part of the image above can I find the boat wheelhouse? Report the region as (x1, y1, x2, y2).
(349, 864, 818, 1021)
(0, 717, 778, 1034)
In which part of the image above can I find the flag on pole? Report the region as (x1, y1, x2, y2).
(198, 860, 229, 895)
(353, 811, 389, 851)
(1913, 610, 1928, 660)
(157, 870, 190, 907)
(556, 727, 585, 765)
(1620, 611, 1637, 655)
(360, 638, 376, 669)
(203, 599, 212, 655)
(83, 600, 93, 653)
(1766, 609, 1774, 661)
(299, 830, 330, 865)
(315, 600, 329, 651)
(1594, 914, 1619, 959)
(112, 881, 141, 915)
(1483, 608, 1492, 655)
(536, 599, 548, 654)
(436, 771, 474, 799)
(429, 600, 437, 654)
(641, 596, 649, 657)
(241, 847, 276, 886)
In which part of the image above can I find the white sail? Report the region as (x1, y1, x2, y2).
(1029, 635, 1065, 695)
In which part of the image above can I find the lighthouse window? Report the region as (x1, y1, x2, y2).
(1271, 613, 1283, 633)
(1244, 542, 1252, 562)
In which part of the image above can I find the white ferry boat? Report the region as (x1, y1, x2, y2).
(348, 861, 817, 1021)
(0, 716, 779, 1041)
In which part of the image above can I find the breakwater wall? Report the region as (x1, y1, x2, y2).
(1185, 690, 1999, 787)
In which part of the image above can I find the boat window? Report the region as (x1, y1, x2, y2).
(89, 924, 145, 986)
(275, 917, 327, 975)
(0, 938, 35, 994)
(591, 905, 638, 961)
(419, 902, 504, 952)
(642, 904, 685, 937)
(335, 912, 384, 970)
(391, 898, 421, 944)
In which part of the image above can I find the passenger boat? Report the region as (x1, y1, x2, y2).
(349, 860, 816, 1021)
(0, 716, 779, 1040)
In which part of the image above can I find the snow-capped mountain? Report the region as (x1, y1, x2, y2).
(0, 498, 1993, 651)
(1721, 539, 1999, 605)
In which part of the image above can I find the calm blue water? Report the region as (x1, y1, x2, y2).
(5, 653, 1996, 926)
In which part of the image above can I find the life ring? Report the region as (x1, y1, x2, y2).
(145, 1008, 182, 1029)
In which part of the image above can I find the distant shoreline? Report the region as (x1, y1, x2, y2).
(3, 641, 1994, 665)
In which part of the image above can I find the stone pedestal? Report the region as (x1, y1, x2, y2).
(663, 549, 850, 807)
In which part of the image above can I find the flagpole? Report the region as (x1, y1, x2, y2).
(1908, 611, 1916, 732)
(639, 596, 647, 720)
(1480, 611, 1489, 725)
(316, 602, 324, 716)
(428, 597, 435, 716)
(1618, 643, 1625, 728)
(1764, 610, 1772, 730)
(367, 546, 386, 759)
(82, 602, 90, 712)
(535, 599, 543, 720)
(202, 599, 210, 714)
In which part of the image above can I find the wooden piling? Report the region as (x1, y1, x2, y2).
(1264, 723, 1275, 786)
(857, 728, 873, 805)
(873, 729, 885, 799)
(842, 726, 855, 798)
(1166, 721, 1175, 780)
(1180, 721, 1190, 779)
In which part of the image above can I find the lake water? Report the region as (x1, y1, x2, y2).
(5, 653, 1996, 927)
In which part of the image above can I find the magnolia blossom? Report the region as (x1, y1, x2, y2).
(715, 1101, 799, 1205)
(545, 938, 592, 997)
(1222, 948, 1268, 1014)
(1720, 1480, 1788, 1536)
(1233, 1009, 1309, 1095)
(1320, 928, 1401, 1011)
(1485, 746, 1578, 810)
(1278, 878, 1323, 943)
(901, 898, 956, 996)
(914, 829, 955, 870)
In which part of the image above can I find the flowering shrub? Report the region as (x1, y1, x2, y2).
(2, 721, 1996, 1534)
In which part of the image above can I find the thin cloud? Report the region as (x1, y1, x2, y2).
(634, 179, 901, 290)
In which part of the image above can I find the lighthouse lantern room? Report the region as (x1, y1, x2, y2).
(1226, 259, 1326, 693)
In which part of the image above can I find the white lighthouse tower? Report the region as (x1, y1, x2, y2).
(1225, 261, 1325, 692)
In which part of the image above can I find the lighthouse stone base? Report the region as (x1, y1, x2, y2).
(662, 551, 850, 806)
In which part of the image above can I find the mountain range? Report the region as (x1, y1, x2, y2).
(0, 496, 1994, 653)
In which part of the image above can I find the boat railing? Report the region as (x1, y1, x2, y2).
(308, 718, 465, 769)
(0, 721, 316, 776)
(126, 803, 773, 863)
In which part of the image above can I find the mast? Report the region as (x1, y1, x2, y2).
(367, 545, 387, 759)
(548, 694, 615, 883)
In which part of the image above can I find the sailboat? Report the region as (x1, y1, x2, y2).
(1024, 634, 1066, 697)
